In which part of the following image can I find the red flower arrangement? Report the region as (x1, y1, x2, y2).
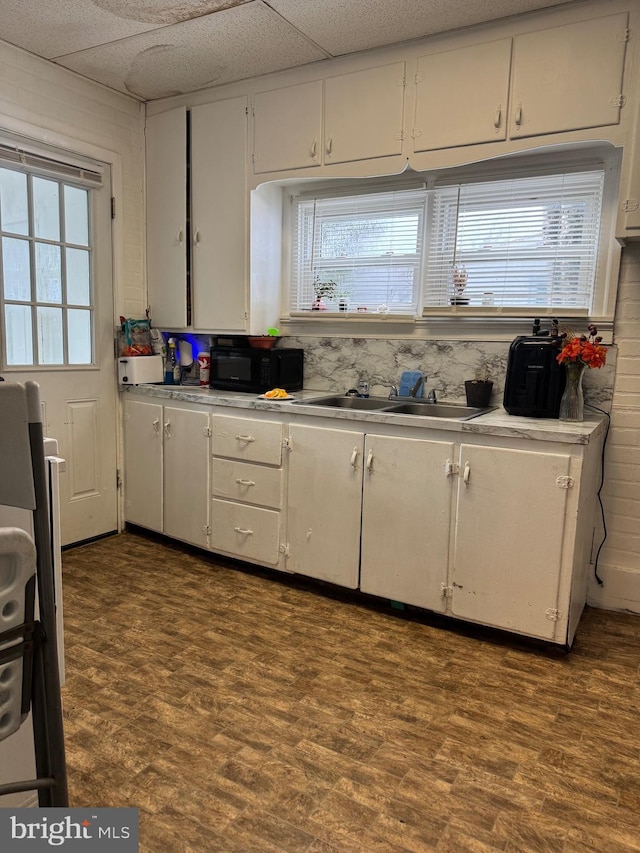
(556, 324, 607, 369)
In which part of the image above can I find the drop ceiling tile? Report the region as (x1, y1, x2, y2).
(54, 1, 329, 100)
(267, 0, 577, 55)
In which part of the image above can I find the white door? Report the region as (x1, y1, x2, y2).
(287, 424, 364, 588)
(145, 106, 188, 328)
(123, 399, 163, 533)
(451, 444, 571, 640)
(1, 158, 118, 545)
(360, 434, 453, 612)
(324, 62, 406, 165)
(191, 97, 248, 332)
(252, 81, 323, 174)
(413, 39, 512, 151)
(510, 13, 628, 138)
(163, 406, 210, 547)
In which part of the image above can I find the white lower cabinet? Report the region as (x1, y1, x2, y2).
(450, 444, 572, 641)
(360, 434, 454, 612)
(210, 414, 285, 568)
(286, 424, 364, 588)
(123, 399, 210, 548)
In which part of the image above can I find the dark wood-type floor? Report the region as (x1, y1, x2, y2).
(60, 531, 640, 853)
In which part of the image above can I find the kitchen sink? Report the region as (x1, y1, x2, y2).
(295, 395, 392, 410)
(295, 395, 494, 420)
(384, 402, 493, 420)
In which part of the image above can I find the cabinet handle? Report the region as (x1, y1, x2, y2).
(310, 138, 317, 159)
(515, 104, 523, 127)
(463, 461, 471, 485)
(177, 229, 184, 245)
(193, 229, 200, 245)
(494, 105, 502, 129)
(235, 478, 256, 487)
(152, 418, 160, 433)
(350, 446, 359, 468)
(163, 421, 171, 438)
(235, 434, 255, 443)
(366, 449, 374, 471)
(326, 135, 333, 156)
(234, 526, 254, 536)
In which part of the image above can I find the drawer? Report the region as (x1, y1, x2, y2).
(212, 415, 283, 465)
(212, 458, 283, 509)
(210, 499, 281, 565)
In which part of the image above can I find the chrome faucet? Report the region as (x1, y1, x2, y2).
(426, 388, 437, 403)
(388, 384, 399, 399)
(410, 374, 425, 398)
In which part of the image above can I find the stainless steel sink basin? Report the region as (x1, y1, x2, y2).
(295, 395, 392, 410)
(383, 402, 493, 420)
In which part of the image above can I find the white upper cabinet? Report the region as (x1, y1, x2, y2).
(191, 97, 248, 332)
(146, 107, 188, 329)
(252, 80, 323, 174)
(145, 99, 250, 332)
(412, 39, 512, 152)
(510, 12, 628, 138)
(323, 62, 406, 165)
(252, 62, 406, 174)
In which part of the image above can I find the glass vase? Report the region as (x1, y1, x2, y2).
(559, 361, 586, 422)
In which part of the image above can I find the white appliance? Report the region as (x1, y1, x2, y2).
(0, 438, 64, 808)
(118, 354, 163, 385)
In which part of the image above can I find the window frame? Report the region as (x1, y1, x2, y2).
(280, 146, 622, 339)
(0, 139, 102, 370)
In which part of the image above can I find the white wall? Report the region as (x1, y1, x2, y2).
(588, 244, 640, 613)
(0, 39, 146, 318)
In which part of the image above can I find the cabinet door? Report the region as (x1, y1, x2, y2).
(324, 62, 405, 165)
(413, 39, 511, 152)
(145, 107, 188, 328)
(123, 400, 163, 532)
(191, 98, 248, 332)
(360, 434, 453, 611)
(287, 425, 364, 588)
(510, 13, 628, 138)
(253, 81, 323, 174)
(163, 407, 210, 547)
(452, 445, 571, 640)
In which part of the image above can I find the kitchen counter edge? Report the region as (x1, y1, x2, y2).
(122, 385, 606, 445)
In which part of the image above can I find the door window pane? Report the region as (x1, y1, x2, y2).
(64, 185, 89, 246)
(5, 304, 33, 364)
(0, 168, 29, 235)
(67, 308, 92, 364)
(66, 247, 90, 305)
(37, 306, 64, 364)
(33, 177, 60, 241)
(2, 237, 31, 301)
(35, 242, 62, 303)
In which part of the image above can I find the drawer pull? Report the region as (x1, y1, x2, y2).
(235, 478, 256, 487)
(234, 526, 254, 536)
(463, 461, 471, 485)
(494, 105, 502, 129)
(163, 421, 171, 438)
(350, 447, 359, 468)
(152, 418, 160, 433)
(235, 434, 255, 443)
(366, 449, 374, 471)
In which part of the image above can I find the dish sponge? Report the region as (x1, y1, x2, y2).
(398, 370, 424, 398)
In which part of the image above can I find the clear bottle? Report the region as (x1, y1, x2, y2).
(165, 338, 178, 385)
(357, 376, 370, 398)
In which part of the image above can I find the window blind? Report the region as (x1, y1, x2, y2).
(0, 143, 103, 188)
(424, 170, 604, 311)
(290, 188, 426, 314)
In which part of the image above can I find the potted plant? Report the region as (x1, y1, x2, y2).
(312, 276, 337, 310)
(465, 364, 493, 407)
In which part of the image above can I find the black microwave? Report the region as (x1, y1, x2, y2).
(209, 347, 304, 393)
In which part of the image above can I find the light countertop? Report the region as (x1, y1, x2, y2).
(122, 384, 607, 445)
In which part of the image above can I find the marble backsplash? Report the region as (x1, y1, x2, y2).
(285, 335, 616, 410)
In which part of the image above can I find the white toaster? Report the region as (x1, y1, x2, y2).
(117, 354, 163, 385)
